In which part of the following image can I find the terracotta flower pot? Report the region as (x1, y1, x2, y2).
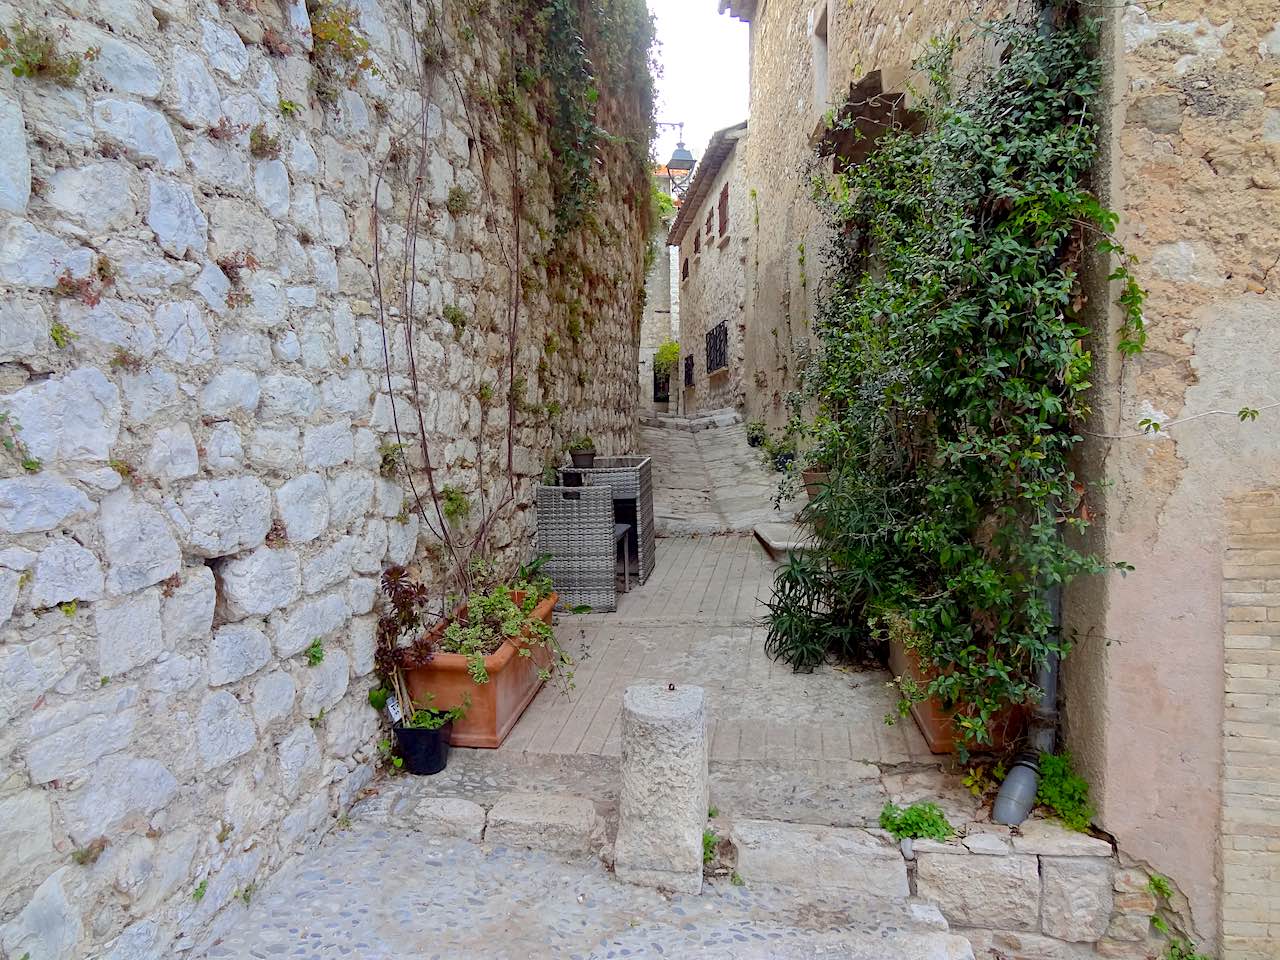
(802, 469, 830, 500)
(404, 591, 558, 749)
(888, 635, 1026, 754)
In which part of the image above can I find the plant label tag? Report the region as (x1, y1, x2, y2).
(386, 694, 403, 723)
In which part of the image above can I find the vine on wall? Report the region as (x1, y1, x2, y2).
(368, 0, 655, 623)
(764, 15, 1144, 749)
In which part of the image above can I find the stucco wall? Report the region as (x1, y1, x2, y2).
(674, 136, 748, 415)
(1062, 3, 1280, 955)
(0, 1, 650, 957)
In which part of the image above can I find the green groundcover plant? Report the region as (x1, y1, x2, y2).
(763, 14, 1144, 750)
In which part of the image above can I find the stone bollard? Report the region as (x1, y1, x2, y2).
(613, 683, 708, 894)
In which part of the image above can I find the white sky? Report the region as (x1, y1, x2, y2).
(646, 0, 750, 169)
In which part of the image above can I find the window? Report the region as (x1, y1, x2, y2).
(706, 320, 728, 373)
(810, 2, 829, 113)
(694, 232, 701, 255)
(718, 184, 729, 236)
(683, 354, 695, 387)
(681, 257, 689, 280)
(704, 208, 713, 237)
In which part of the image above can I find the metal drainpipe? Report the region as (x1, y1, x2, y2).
(992, 582, 1061, 825)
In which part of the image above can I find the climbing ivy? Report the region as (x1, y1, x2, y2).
(764, 16, 1144, 749)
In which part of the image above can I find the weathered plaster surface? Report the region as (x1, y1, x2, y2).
(0, 1, 649, 956)
(1063, 3, 1280, 955)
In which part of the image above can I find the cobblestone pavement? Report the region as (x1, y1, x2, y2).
(639, 421, 797, 534)
(204, 829, 974, 960)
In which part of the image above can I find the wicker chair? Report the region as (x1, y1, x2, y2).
(536, 485, 617, 612)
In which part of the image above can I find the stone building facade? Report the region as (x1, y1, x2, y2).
(638, 174, 677, 413)
(721, 0, 1280, 956)
(667, 121, 748, 416)
(0, 1, 652, 957)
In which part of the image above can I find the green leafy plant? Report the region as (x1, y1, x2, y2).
(730, 871, 744, 887)
(439, 578, 568, 685)
(762, 18, 1144, 749)
(304, 638, 325, 666)
(443, 304, 467, 336)
(1163, 941, 1211, 960)
(653, 339, 680, 380)
(279, 97, 302, 117)
(308, 1, 377, 89)
(49, 320, 76, 349)
(71, 837, 108, 865)
(567, 435, 595, 453)
(707, 805, 719, 819)
(1147, 873, 1173, 900)
(878, 801, 954, 841)
(744, 419, 768, 448)
(368, 686, 389, 710)
(1, 412, 42, 473)
(446, 185, 471, 216)
(1036, 751, 1093, 831)
(192, 880, 208, 902)
(702, 828, 718, 865)
(440, 484, 470, 524)
(402, 692, 470, 730)
(378, 441, 405, 478)
(249, 123, 280, 159)
(0, 21, 98, 85)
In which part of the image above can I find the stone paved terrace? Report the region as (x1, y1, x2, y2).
(500, 534, 933, 768)
(638, 415, 797, 534)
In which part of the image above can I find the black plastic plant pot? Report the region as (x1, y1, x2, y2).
(570, 451, 596, 469)
(393, 722, 452, 775)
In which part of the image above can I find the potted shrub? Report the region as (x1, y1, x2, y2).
(379, 557, 571, 749)
(800, 417, 839, 499)
(881, 610, 1026, 754)
(389, 694, 469, 775)
(567, 435, 596, 469)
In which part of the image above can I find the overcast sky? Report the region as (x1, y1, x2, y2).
(647, 0, 750, 169)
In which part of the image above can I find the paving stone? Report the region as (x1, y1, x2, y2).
(486, 793, 605, 857)
(730, 820, 910, 898)
(412, 796, 487, 841)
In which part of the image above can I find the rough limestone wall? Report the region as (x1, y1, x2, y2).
(734, 0, 1014, 427)
(1061, 3, 1280, 954)
(0, 0, 649, 957)
(673, 141, 747, 415)
(638, 207, 674, 411)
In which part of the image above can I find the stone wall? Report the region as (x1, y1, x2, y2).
(673, 136, 747, 415)
(638, 190, 675, 412)
(730, 0, 1004, 426)
(1061, 3, 1280, 955)
(0, 0, 652, 956)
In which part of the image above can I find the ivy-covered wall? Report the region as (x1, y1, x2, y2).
(0, 0, 653, 956)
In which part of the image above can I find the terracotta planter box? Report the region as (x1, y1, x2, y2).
(802, 469, 829, 500)
(404, 591, 557, 749)
(888, 636, 1026, 754)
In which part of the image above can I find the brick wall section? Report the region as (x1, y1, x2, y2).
(1221, 491, 1280, 959)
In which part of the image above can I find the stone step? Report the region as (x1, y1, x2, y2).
(729, 818, 910, 897)
(639, 409, 742, 431)
(753, 519, 811, 560)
